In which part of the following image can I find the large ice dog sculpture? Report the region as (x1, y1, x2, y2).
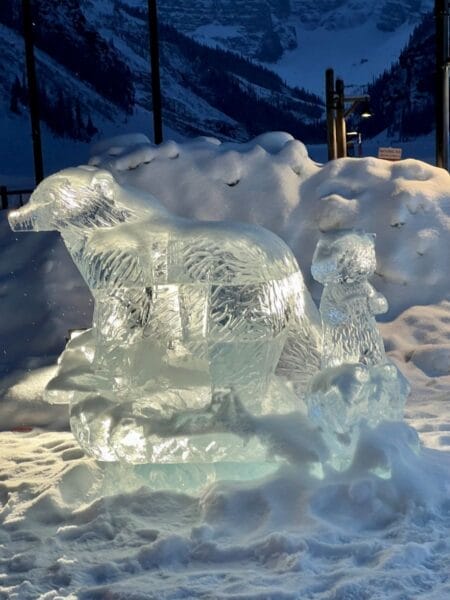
(9, 167, 322, 463)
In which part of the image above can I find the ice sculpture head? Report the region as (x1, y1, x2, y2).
(8, 167, 166, 234)
(311, 230, 376, 285)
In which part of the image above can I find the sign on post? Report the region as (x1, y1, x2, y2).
(378, 147, 402, 161)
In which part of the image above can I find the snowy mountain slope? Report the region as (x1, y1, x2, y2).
(272, 19, 416, 97)
(0, 5, 138, 178)
(361, 12, 435, 141)
(79, 2, 324, 138)
(0, 19, 182, 181)
(158, 0, 433, 96)
(125, 0, 432, 66)
(290, 0, 433, 31)
(142, 0, 297, 61)
(0, 0, 325, 182)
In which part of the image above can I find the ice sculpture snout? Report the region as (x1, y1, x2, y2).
(8, 204, 38, 231)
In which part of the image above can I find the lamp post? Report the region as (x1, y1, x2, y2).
(147, 0, 163, 145)
(347, 131, 363, 157)
(335, 78, 347, 158)
(325, 68, 372, 159)
(326, 68, 337, 160)
(22, 0, 44, 185)
(435, 0, 449, 170)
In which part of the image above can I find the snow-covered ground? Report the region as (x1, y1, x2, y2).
(1, 133, 450, 599)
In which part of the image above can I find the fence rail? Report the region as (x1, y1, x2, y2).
(0, 186, 33, 211)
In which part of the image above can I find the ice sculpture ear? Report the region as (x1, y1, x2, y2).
(90, 170, 115, 201)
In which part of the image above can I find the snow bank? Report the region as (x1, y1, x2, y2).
(1, 421, 449, 599)
(0, 365, 67, 431)
(91, 133, 450, 316)
(290, 157, 450, 315)
(2, 131, 449, 387)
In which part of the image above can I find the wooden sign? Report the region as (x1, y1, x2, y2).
(378, 147, 402, 161)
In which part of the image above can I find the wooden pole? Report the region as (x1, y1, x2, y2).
(435, 0, 449, 170)
(0, 186, 8, 210)
(147, 0, 163, 144)
(335, 78, 347, 158)
(326, 68, 337, 160)
(22, 0, 44, 184)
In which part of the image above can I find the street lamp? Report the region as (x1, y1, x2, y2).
(359, 99, 373, 119)
(325, 68, 373, 159)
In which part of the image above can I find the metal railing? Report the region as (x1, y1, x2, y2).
(0, 186, 33, 211)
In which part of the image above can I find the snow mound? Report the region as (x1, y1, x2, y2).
(3, 132, 450, 387)
(91, 136, 450, 317)
(0, 366, 67, 431)
(287, 157, 450, 316)
(1, 423, 450, 598)
(381, 301, 450, 378)
(89, 132, 318, 228)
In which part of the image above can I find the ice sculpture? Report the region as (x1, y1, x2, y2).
(9, 166, 322, 464)
(312, 231, 388, 369)
(306, 231, 409, 468)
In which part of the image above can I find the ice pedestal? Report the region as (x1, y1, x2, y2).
(9, 166, 322, 465)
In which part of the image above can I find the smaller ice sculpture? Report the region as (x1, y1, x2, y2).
(8, 166, 322, 465)
(306, 231, 410, 468)
(312, 231, 387, 369)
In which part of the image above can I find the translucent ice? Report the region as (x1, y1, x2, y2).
(307, 231, 409, 468)
(9, 167, 321, 464)
(311, 231, 388, 369)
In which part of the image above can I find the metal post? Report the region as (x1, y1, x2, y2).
(147, 0, 163, 145)
(436, 0, 449, 170)
(335, 78, 347, 158)
(326, 68, 337, 160)
(0, 186, 8, 210)
(357, 132, 363, 157)
(21, 0, 44, 184)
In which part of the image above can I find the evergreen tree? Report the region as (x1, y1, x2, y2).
(10, 76, 21, 114)
(86, 114, 98, 138)
(75, 99, 84, 138)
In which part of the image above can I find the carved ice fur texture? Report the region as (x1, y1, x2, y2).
(311, 231, 388, 369)
(307, 232, 409, 468)
(9, 167, 321, 464)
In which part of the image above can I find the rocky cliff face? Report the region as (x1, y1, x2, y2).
(137, 0, 434, 62)
(361, 12, 435, 140)
(290, 0, 432, 31)
(155, 0, 297, 61)
(0, 0, 324, 147)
